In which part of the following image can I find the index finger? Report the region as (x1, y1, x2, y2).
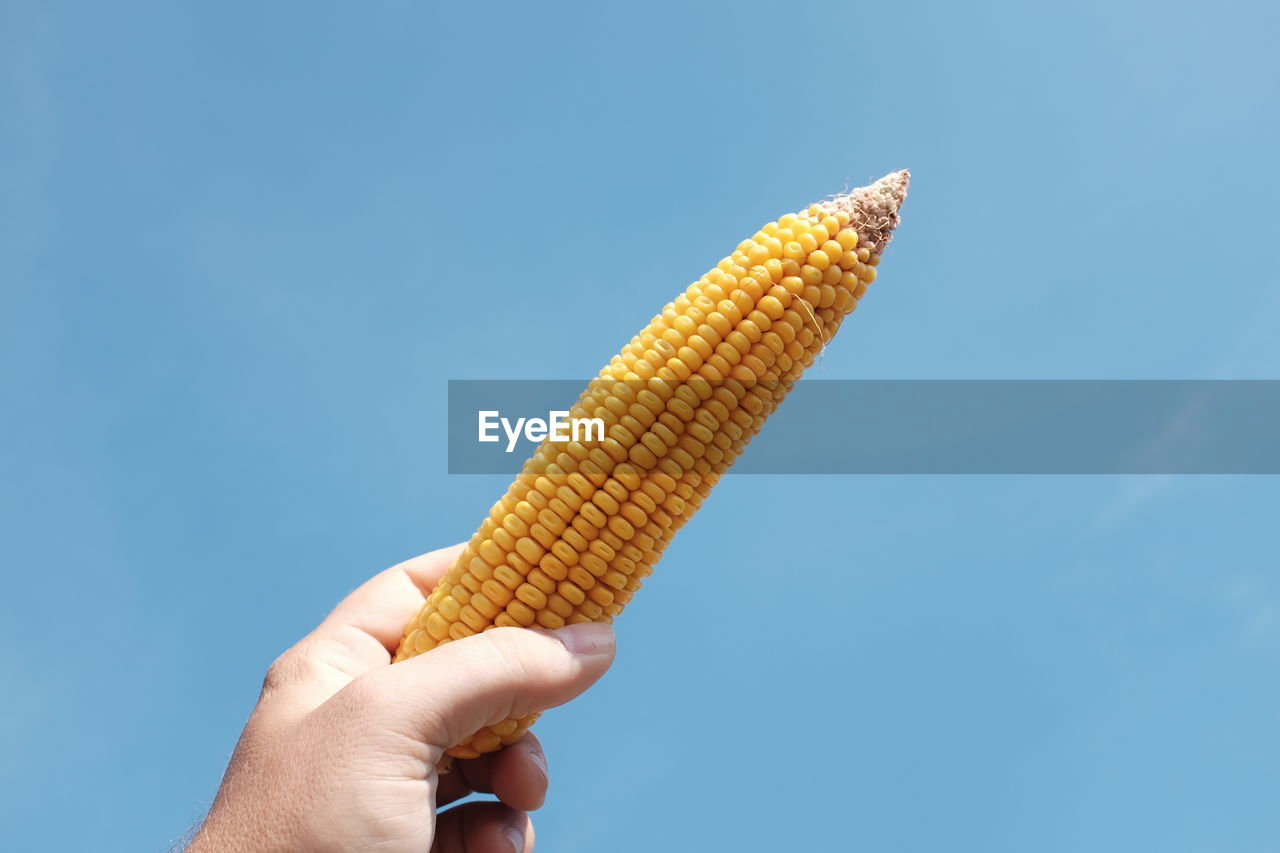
(255, 544, 468, 717)
(318, 542, 465, 658)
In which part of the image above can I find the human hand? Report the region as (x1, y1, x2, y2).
(186, 544, 616, 852)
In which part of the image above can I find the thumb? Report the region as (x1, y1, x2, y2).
(352, 623, 615, 753)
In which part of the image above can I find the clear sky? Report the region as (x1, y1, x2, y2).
(3, 1, 1278, 850)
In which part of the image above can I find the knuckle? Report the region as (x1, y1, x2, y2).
(261, 648, 304, 696)
(472, 627, 545, 683)
(260, 638, 326, 697)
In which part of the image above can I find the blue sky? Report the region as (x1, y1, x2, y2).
(2, 1, 1278, 850)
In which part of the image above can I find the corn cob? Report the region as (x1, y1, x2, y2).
(395, 170, 909, 761)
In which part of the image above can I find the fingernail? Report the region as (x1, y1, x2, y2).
(554, 622, 615, 656)
(502, 825, 525, 853)
(526, 739, 548, 782)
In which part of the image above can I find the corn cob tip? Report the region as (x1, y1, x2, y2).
(824, 169, 910, 253)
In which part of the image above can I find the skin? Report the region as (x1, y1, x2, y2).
(186, 543, 616, 853)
